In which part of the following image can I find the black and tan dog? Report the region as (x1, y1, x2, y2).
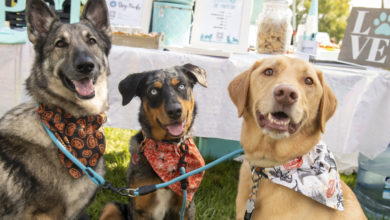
(100, 64, 208, 220)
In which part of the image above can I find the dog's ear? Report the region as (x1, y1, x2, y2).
(26, 0, 59, 44)
(181, 64, 208, 88)
(228, 61, 262, 117)
(118, 73, 146, 106)
(82, 0, 112, 37)
(317, 69, 337, 133)
(228, 70, 251, 117)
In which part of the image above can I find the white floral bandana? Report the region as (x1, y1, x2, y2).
(260, 141, 344, 211)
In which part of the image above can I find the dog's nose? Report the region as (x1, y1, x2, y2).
(76, 60, 95, 74)
(273, 84, 298, 105)
(74, 53, 95, 74)
(166, 103, 182, 119)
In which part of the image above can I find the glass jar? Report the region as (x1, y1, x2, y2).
(256, 0, 293, 54)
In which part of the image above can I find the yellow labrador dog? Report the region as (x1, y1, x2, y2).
(228, 56, 366, 220)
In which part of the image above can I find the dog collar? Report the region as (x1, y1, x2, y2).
(37, 104, 106, 179)
(140, 137, 205, 203)
(254, 141, 344, 211)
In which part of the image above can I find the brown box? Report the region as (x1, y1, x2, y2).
(112, 32, 165, 49)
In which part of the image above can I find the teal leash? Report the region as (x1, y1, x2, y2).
(39, 105, 244, 219)
(133, 148, 244, 196)
(179, 167, 187, 220)
(41, 119, 133, 196)
(41, 115, 244, 191)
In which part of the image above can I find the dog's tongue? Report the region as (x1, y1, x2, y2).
(166, 123, 184, 136)
(73, 78, 94, 97)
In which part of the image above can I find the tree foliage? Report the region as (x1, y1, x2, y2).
(294, 0, 350, 42)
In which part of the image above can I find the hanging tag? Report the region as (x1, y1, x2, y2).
(244, 199, 255, 220)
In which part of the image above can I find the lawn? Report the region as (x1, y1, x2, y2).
(86, 127, 358, 219)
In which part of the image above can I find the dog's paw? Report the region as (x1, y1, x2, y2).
(99, 202, 128, 220)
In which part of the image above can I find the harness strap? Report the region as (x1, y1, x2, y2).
(178, 142, 189, 191)
(177, 142, 189, 170)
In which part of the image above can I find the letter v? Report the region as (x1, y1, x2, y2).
(351, 35, 371, 59)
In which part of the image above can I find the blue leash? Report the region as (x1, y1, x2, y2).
(179, 167, 187, 220)
(40, 112, 244, 219)
(130, 148, 244, 220)
(133, 148, 244, 196)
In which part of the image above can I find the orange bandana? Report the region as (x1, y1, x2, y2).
(142, 137, 205, 202)
(37, 104, 106, 179)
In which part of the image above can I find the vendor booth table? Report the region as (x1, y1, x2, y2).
(1, 43, 389, 172)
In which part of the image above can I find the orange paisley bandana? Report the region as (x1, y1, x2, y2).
(37, 104, 106, 179)
(142, 137, 205, 202)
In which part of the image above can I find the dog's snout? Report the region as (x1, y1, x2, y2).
(166, 103, 182, 119)
(273, 84, 298, 105)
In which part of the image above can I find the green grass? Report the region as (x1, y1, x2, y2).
(193, 159, 241, 219)
(340, 173, 357, 189)
(86, 127, 358, 219)
(86, 127, 135, 218)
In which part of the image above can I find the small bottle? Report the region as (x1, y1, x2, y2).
(256, 0, 293, 54)
(354, 145, 390, 219)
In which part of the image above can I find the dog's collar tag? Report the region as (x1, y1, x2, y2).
(244, 199, 255, 220)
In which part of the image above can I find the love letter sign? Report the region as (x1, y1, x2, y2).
(338, 7, 390, 68)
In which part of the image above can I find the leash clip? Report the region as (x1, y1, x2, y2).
(102, 182, 137, 197)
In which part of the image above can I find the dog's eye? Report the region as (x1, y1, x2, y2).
(88, 37, 96, 45)
(304, 77, 314, 85)
(55, 40, 68, 48)
(150, 89, 158, 96)
(178, 84, 185, 90)
(263, 68, 274, 76)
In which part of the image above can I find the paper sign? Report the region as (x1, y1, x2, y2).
(338, 7, 390, 68)
(198, 0, 244, 45)
(299, 39, 318, 56)
(106, 0, 145, 27)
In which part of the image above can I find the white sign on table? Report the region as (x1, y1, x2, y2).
(199, 0, 243, 45)
(105, 0, 153, 32)
(190, 0, 252, 53)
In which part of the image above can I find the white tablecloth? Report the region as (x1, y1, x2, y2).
(1, 43, 390, 172)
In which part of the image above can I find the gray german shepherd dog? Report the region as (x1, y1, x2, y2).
(0, 0, 111, 219)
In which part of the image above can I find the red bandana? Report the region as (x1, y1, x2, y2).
(142, 137, 205, 202)
(37, 104, 106, 179)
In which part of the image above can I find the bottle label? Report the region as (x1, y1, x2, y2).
(383, 176, 390, 200)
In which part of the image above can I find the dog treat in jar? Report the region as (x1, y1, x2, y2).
(256, 0, 293, 54)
